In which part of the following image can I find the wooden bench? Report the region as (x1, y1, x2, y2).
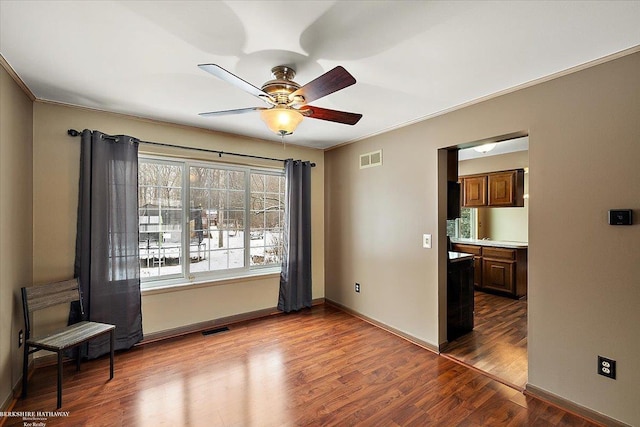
(21, 278, 115, 409)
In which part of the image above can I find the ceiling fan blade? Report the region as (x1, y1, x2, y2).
(198, 64, 273, 104)
(300, 106, 362, 125)
(290, 66, 356, 104)
(199, 107, 267, 117)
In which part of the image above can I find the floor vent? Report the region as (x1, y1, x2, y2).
(360, 149, 383, 169)
(202, 326, 230, 336)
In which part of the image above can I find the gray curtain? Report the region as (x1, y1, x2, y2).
(278, 160, 312, 312)
(73, 129, 143, 358)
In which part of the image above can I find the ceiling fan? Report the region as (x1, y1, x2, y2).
(198, 64, 363, 137)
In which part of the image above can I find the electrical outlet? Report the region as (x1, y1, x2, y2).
(598, 356, 616, 379)
(18, 330, 23, 347)
(355, 283, 360, 293)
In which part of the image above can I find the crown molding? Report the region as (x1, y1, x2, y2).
(326, 44, 640, 152)
(0, 54, 36, 101)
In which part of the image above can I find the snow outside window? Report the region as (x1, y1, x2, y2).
(138, 156, 284, 289)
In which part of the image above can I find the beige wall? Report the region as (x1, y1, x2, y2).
(3, 48, 639, 425)
(325, 52, 640, 425)
(0, 66, 33, 408)
(459, 150, 529, 242)
(31, 102, 325, 337)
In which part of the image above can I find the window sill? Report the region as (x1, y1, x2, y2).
(141, 268, 281, 296)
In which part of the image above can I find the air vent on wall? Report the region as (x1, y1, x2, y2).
(359, 149, 383, 169)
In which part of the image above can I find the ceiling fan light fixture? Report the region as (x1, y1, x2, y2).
(199, 63, 361, 136)
(260, 107, 303, 136)
(473, 143, 498, 154)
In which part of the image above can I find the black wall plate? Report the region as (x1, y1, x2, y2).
(608, 209, 632, 225)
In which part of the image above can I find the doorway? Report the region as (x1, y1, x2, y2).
(441, 135, 529, 391)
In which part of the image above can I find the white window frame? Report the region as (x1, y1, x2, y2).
(138, 155, 285, 290)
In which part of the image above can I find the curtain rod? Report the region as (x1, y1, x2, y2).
(66, 129, 316, 167)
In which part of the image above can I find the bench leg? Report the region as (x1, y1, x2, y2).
(22, 345, 29, 398)
(109, 330, 115, 380)
(57, 351, 63, 409)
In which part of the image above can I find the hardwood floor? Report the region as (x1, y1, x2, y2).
(3, 304, 597, 426)
(443, 291, 528, 390)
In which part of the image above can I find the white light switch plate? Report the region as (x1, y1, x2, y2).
(423, 234, 432, 249)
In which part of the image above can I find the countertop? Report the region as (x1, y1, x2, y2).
(448, 251, 475, 262)
(451, 238, 528, 249)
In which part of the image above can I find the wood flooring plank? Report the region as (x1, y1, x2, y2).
(444, 291, 529, 389)
(3, 304, 601, 427)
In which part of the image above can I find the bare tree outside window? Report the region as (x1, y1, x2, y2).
(446, 208, 474, 239)
(189, 166, 246, 272)
(138, 157, 285, 286)
(138, 161, 183, 278)
(250, 172, 285, 266)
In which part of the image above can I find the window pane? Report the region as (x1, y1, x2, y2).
(250, 174, 265, 192)
(228, 190, 245, 210)
(265, 211, 280, 228)
(446, 219, 458, 238)
(138, 160, 184, 279)
(214, 169, 227, 189)
(189, 166, 247, 274)
(459, 208, 473, 238)
(265, 174, 281, 192)
(251, 196, 266, 212)
(228, 171, 245, 190)
(249, 172, 285, 267)
(208, 189, 224, 209)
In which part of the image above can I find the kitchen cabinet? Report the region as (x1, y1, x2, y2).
(488, 170, 524, 206)
(462, 175, 487, 207)
(461, 169, 524, 208)
(451, 242, 527, 298)
(450, 244, 482, 288)
(482, 247, 516, 294)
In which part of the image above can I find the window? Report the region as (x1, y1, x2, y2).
(138, 156, 285, 288)
(446, 208, 476, 239)
(249, 172, 285, 267)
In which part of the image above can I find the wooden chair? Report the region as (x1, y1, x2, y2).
(21, 278, 116, 409)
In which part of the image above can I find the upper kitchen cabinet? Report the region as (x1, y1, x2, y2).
(462, 175, 487, 207)
(461, 169, 524, 208)
(488, 169, 525, 207)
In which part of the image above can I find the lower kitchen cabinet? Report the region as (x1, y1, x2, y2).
(483, 258, 515, 294)
(451, 243, 527, 298)
(450, 243, 482, 288)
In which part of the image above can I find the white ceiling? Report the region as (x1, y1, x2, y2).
(458, 136, 528, 161)
(1, 1, 639, 150)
